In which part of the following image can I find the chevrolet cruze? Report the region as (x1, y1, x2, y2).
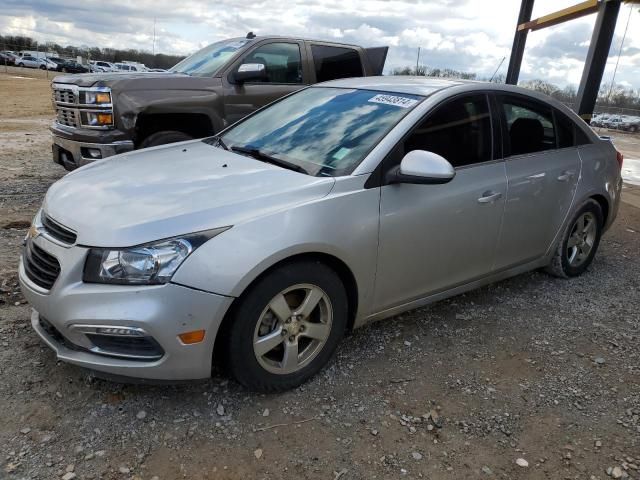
(19, 77, 623, 391)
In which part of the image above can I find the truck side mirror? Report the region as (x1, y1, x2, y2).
(232, 63, 267, 84)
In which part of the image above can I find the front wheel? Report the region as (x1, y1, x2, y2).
(18, 63, 24, 68)
(39, 65, 46, 70)
(546, 200, 603, 278)
(223, 261, 348, 392)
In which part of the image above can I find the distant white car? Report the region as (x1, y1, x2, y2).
(17, 55, 41, 69)
(114, 62, 144, 72)
(89, 60, 117, 72)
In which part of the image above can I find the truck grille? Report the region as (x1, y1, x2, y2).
(23, 240, 61, 290)
(53, 89, 76, 104)
(56, 107, 80, 128)
(42, 214, 77, 244)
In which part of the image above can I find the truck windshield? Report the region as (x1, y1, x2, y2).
(171, 39, 251, 77)
(219, 87, 423, 177)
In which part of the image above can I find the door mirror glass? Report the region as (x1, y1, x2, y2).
(388, 150, 455, 185)
(233, 63, 267, 83)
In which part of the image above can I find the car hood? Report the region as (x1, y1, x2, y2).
(51, 71, 207, 89)
(43, 141, 335, 247)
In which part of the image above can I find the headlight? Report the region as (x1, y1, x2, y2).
(84, 90, 111, 105)
(83, 228, 229, 285)
(81, 111, 113, 127)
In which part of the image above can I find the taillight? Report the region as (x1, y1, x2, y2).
(616, 150, 624, 169)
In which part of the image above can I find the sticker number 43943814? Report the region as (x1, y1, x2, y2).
(368, 94, 419, 109)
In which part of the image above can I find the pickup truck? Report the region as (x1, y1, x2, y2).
(49, 34, 388, 170)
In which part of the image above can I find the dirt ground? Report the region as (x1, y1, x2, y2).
(0, 72, 639, 480)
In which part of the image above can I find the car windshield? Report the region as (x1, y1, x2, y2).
(219, 87, 423, 177)
(171, 39, 251, 77)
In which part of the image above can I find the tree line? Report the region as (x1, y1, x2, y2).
(1, 35, 186, 69)
(392, 65, 640, 111)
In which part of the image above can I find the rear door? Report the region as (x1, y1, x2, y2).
(222, 40, 308, 125)
(493, 94, 580, 270)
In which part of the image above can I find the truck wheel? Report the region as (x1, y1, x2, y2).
(139, 131, 193, 149)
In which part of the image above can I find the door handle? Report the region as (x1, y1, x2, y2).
(477, 191, 503, 204)
(557, 170, 575, 182)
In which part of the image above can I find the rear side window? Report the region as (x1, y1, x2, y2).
(555, 110, 591, 148)
(501, 96, 555, 156)
(311, 45, 363, 82)
(403, 94, 492, 168)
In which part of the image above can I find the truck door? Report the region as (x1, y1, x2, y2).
(222, 41, 309, 125)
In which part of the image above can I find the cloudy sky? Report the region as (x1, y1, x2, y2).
(1, 0, 639, 88)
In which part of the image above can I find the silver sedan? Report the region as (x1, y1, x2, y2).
(19, 77, 623, 391)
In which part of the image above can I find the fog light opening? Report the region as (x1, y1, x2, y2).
(178, 330, 206, 345)
(81, 147, 102, 159)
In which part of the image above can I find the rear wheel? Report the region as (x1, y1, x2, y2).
(18, 63, 24, 68)
(223, 261, 348, 392)
(39, 64, 46, 70)
(546, 200, 603, 278)
(139, 130, 193, 148)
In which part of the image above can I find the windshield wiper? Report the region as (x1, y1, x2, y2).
(230, 145, 308, 174)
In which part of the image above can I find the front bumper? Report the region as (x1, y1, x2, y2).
(52, 133, 134, 170)
(19, 234, 234, 381)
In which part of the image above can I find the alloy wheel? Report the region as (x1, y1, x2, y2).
(566, 211, 597, 267)
(253, 284, 333, 375)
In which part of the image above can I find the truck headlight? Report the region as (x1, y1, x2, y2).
(83, 227, 229, 285)
(84, 90, 111, 105)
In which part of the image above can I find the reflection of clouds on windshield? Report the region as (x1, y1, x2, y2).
(224, 88, 418, 176)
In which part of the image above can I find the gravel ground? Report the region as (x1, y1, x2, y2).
(1, 72, 639, 480)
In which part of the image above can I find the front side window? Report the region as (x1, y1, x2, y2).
(403, 94, 492, 168)
(171, 39, 251, 77)
(238, 42, 302, 84)
(501, 96, 555, 156)
(311, 45, 363, 82)
(220, 87, 422, 177)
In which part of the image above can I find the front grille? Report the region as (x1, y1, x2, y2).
(53, 89, 76, 104)
(23, 240, 61, 290)
(85, 334, 165, 360)
(55, 107, 79, 128)
(42, 214, 77, 244)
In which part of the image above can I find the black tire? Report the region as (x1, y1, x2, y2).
(61, 67, 67, 73)
(223, 261, 348, 392)
(631, 125, 639, 133)
(546, 199, 603, 278)
(139, 130, 193, 149)
(39, 65, 46, 70)
(18, 63, 24, 68)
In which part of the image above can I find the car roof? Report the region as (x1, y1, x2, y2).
(317, 76, 468, 96)
(228, 35, 366, 49)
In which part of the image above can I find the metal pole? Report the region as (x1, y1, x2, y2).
(575, 0, 622, 122)
(416, 47, 420, 75)
(506, 0, 535, 85)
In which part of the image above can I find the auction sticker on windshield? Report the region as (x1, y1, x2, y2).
(368, 94, 419, 108)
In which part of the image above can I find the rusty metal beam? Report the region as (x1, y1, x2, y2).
(518, 0, 599, 32)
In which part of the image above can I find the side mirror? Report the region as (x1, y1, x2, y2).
(232, 63, 267, 84)
(387, 150, 455, 185)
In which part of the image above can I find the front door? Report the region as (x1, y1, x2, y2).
(374, 94, 507, 311)
(222, 41, 308, 125)
(493, 94, 580, 270)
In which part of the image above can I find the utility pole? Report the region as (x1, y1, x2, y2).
(416, 47, 420, 75)
(152, 17, 157, 57)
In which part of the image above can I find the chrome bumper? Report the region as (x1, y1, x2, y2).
(52, 133, 134, 169)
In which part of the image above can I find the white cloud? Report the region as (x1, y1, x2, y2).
(0, 0, 638, 88)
